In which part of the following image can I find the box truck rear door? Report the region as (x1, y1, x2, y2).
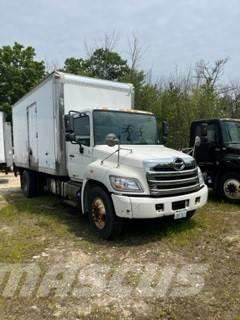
(27, 103, 38, 168)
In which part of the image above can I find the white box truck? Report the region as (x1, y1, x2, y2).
(0, 111, 13, 173)
(12, 71, 208, 239)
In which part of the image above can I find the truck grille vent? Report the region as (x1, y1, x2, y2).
(146, 160, 200, 197)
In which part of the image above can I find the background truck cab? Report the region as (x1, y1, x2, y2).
(190, 118, 240, 202)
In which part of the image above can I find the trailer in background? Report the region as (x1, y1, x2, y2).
(0, 112, 13, 173)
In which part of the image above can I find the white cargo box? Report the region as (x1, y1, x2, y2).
(0, 112, 5, 164)
(0, 112, 12, 168)
(12, 72, 134, 176)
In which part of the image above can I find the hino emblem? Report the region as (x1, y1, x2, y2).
(173, 158, 185, 171)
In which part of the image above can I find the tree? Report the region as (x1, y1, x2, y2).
(0, 42, 45, 120)
(86, 48, 130, 81)
(195, 58, 229, 88)
(63, 48, 130, 81)
(122, 35, 146, 107)
(63, 57, 90, 76)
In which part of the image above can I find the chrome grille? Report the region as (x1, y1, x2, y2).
(145, 159, 200, 197)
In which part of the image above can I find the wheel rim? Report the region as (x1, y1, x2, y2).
(223, 178, 240, 200)
(91, 197, 106, 229)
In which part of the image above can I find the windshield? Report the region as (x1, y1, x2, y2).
(222, 121, 240, 144)
(93, 110, 159, 145)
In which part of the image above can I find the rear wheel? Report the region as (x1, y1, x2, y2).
(22, 170, 38, 198)
(217, 172, 240, 202)
(88, 186, 123, 239)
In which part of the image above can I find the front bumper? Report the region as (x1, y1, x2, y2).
(112, 185, 208, 219)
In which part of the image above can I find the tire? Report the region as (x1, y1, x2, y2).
(186, 210, 196, 219)
(87, 186, 123, 240)
(217, 172, 240, 202)
(22, 170, 38, 198)
(36, 174, 45, 196)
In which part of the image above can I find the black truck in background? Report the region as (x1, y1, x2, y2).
(190, 118, 240, 202)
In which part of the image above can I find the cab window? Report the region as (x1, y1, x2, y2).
(73, 116, 90, 146)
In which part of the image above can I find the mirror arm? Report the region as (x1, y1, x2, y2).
(101, 148, 119, 166)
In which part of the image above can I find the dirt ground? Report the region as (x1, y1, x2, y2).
(0, 173, 240, 320)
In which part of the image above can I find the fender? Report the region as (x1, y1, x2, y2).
(81, 179, 88, 214)
(80, 159, 115, 214)
(81, 178, 111, 215)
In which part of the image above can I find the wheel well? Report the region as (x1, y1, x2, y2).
(215, 169, 240, 190)
(83, 179, 110, 214)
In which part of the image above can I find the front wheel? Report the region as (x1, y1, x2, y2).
(87, 186, 123, 240)
(217, 172, 240, 202)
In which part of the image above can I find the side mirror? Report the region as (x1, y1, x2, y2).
(194, 136, 201, 147)
(65, 132, 76, 142)
(201, 123, 208, 137)
(105, 133, 119, 147)
(64, 114, 74, 133)
(162, 121, 169, 145)
(75, 137, 90, 147)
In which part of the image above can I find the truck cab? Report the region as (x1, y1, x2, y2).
(64, 108, 208, 238)
(190, 119, 240, 201)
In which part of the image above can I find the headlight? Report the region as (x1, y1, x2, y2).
(197, 167, 204, 186)
(109, 176, 144, 192)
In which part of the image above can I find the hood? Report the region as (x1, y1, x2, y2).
(93, 144, 194, 168)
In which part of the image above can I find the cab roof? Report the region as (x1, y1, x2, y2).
(192, 118, 240, 123)
(93, 107, 153, 115)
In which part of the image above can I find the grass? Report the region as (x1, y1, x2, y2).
(0, 195, 85, 262)
(0, 189, 240, 320)
(0, 191, 239, 263)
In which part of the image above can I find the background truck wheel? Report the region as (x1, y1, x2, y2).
(88, 186, 123, 240)
(22, 170, 38, 198)
(217, 172, 240, 202)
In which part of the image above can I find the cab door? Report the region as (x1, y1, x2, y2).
(194, 121, 220, 172)
(66, 114, 92, 181)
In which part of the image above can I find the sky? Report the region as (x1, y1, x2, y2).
(0, 0, 240, 83)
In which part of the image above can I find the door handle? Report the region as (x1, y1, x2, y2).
(69, 154, 75, 158)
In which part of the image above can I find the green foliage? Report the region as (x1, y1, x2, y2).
(87, 48, 129, 80)
(0, 42, 45, 120)
(63, 57, 90, 76)
(121, 69, 145, 107)
(63, 48, 130, 81)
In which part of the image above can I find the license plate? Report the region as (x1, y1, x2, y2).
(174, 209, 187, 220)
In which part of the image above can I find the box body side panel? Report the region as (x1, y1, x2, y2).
(12, 78, 64, 175)
(0, 112, 6, 163)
